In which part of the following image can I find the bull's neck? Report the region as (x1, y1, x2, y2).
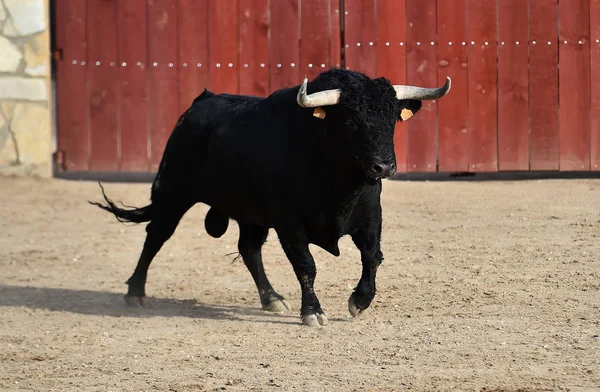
(320, 149, 370, 207)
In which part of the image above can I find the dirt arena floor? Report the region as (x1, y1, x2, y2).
(1, 176, 599, 391)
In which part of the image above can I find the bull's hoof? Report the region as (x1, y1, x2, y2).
(124, 295, 149, 308)
(263, 299, 292, 313)
(348, 295, 364, 318)
(301, 313, 328, 327)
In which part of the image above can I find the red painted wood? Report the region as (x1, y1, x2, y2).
(344, 0, 377, 77)
(270, 0, 300, 92)
(209, 0, 239, 94)
(54, 1, 89, 171)
(466, 0, 498, 172)
(178, 0, 209, 111)
(406, 0, 437, 172)
(376, 0, 407, 173)
(497, 0, 529, 171)
(117, 0, 149, 172)
(559, 0, 591, 171)
(436, 0, 468, 172)
(87, 0, 119, 171)
(57, 0, 600, 174)
(300, 0, 332, 81)
(148, 0, 179, 171)
(239, 0, 270, 96)
(591, 0, 600, 171)
(330, 1, 341, 68)
(529, 0, 559, 171)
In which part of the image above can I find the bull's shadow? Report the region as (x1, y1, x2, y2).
(0, 284, 298, 325)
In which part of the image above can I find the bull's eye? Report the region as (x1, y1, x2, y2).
(346, 120, 359, 132)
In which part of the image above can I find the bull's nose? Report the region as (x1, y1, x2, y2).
(371, 162, 397, 178)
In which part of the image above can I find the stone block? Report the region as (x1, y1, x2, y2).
(2, 18, 19, 36)
(1, 102, 16, 119)
(11, 102, 51, 165)
(0, 130, 9, 160)
(0, 1, 6, 22)
(4, 0, 46, 36)
(0, 114, 17, 165)
(0, 77, 47, 101)
(24, 32, 49, 76)
(0, 111, 7, 154)
(0, 36, 23, 72)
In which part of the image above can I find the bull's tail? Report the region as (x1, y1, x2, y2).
(89, 182, 153, 223)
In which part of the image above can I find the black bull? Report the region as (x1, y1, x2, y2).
(91, 68, 451, 326)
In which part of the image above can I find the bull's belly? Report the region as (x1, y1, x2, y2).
(200, 196, 346, 255)
(198, 180, 277, 228)
(195, 171, 363, 256)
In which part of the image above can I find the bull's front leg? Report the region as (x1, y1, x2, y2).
(277, 230, 327, 327)
(349, 205, 383, 318)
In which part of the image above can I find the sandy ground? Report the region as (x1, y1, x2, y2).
(1, 176, 599, 391)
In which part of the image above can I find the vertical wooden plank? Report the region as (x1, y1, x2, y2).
(590, 0, 600, 170)
(118, 0, 149, 172)
(529, 0, 559, 171)
(209, 0, 239, 94)
(330, 1, 341, 68)
(344, 0, 377, 78)
(406, 0, 437, 172)
(239, 0, 270, 96)
(87, 0, 119, 171)
(467, 0, 498, 172)
(300, 0, 332, 81)
(179, 0, 209, 111)
(270, 0, 300, 92)
(376, 0, 408, 173)
(559, 0, 591, 171)
(436, 0, 468, 172)
(148, 0, 179, 171)
(497, 0, 529, 171)
(55, 1, 89, 171)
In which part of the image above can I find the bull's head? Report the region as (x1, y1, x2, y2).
(296, 70, 451, 183)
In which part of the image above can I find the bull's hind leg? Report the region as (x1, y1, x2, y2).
(238, 223, 290, 312)
(125, 200, 194, 307)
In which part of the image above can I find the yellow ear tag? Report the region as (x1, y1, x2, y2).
(313, 107, 326, 119)
(400, 108, 414, 121)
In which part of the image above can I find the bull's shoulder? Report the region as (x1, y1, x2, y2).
(188, 89, 262, 110)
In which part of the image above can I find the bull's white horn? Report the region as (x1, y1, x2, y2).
(297, 77, 342, 108)
(393, 76, 452, 100)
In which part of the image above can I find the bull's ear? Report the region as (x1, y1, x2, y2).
(397, 99, 422, 122)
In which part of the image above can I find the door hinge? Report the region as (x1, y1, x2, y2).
(53, 150, 66, 172)
(52, 48, 63, 61)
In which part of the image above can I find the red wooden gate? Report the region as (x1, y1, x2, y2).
(54, 0, 600, 174)
(54, 0, 340, 172)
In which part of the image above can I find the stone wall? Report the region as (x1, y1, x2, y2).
(0, 0, 52, 178)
